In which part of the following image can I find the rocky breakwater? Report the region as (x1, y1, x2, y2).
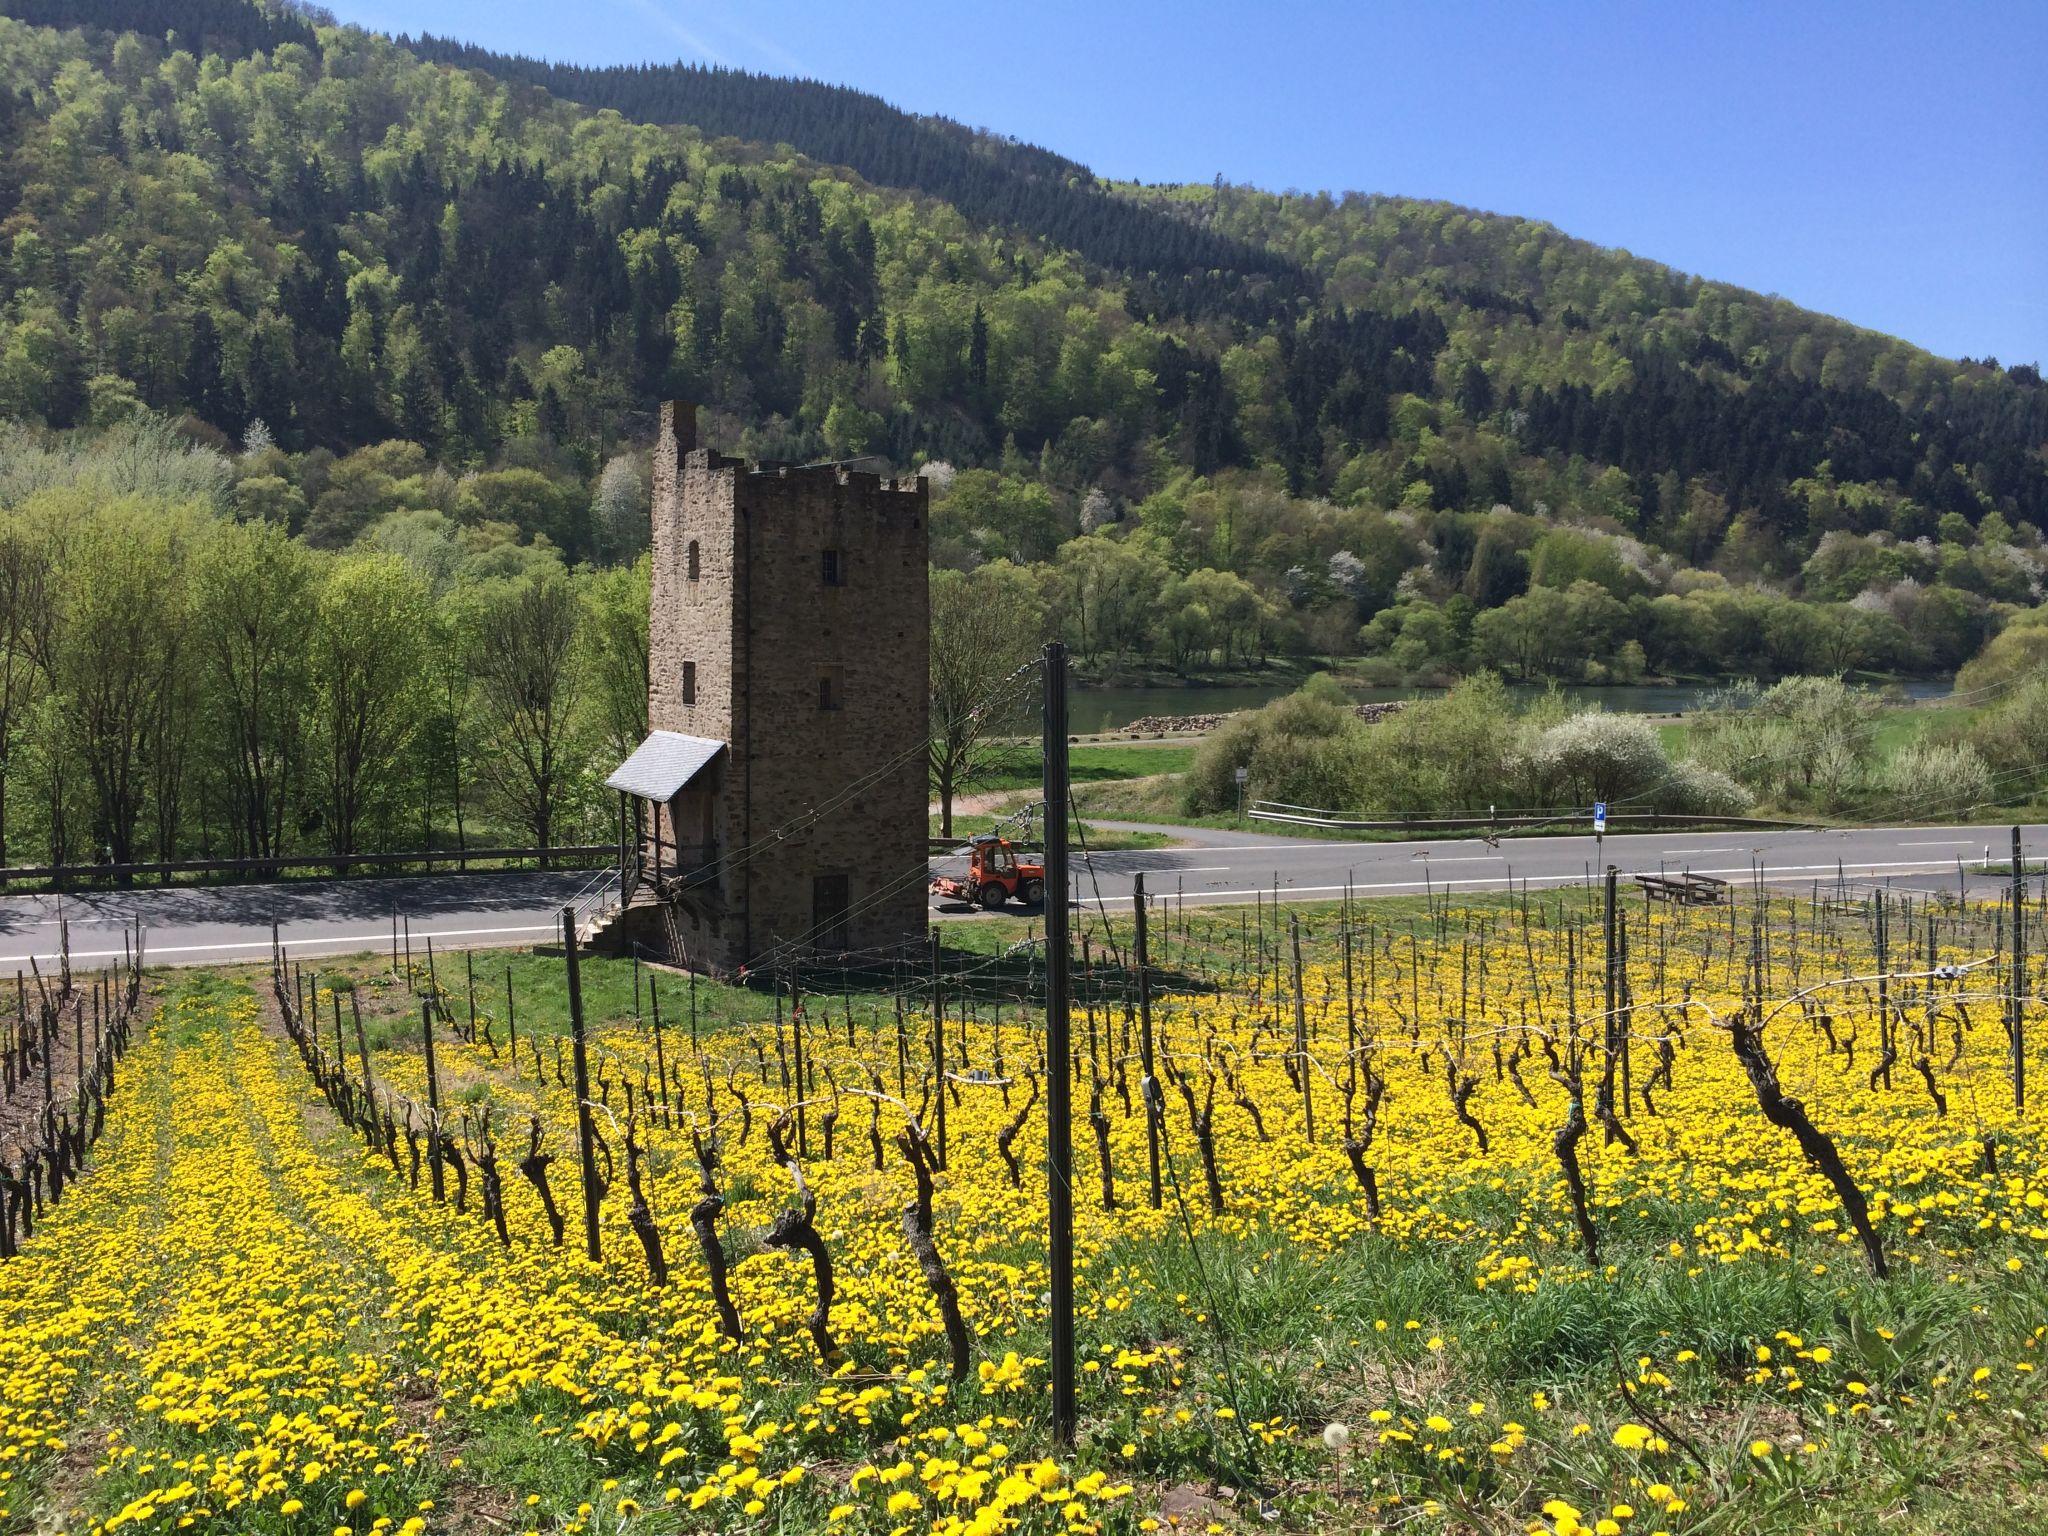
(1118, 700, 1405, 736)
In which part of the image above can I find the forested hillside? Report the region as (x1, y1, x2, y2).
(0, 0, 2042, 870)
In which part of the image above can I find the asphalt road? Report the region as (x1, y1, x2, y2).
(0, 870, 602, 972)
(1037, 819, 2043, 914)
(0, 821, 2035, 970)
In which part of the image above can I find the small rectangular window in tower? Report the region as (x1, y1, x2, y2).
(682, 660, 696, 705)
(687, 539, 700, 580)
(818, 665, 844, 712)
(812, 872, 851, 950)
(821, 548, 847, 586)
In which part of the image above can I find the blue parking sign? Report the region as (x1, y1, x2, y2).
(1593, 802, 1607, 833)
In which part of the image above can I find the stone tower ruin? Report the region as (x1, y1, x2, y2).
(599, 402, 930, 974)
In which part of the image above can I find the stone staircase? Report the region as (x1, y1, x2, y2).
(581, 885, 658, 951)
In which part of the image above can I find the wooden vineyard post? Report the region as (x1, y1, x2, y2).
(792, 983, 809, 1157)
(332, 991, 347, 1091)
(1291, 913, 1314, 1144)
(36, 967, 51, 1124)
(930, 926, 947, 1169)
(1600, 868, 1617, 1126)
(563, 907, 603, 1261)
(1876, 892, 1893, 1090)
(1343, 909, 1357, 1068)
(1134, 872, 1162, 1209)
(1041, 641, 1077, 1448)
(1618, 909, 1632, 1117)
(350, 990, 373, 1110)
(651, 977, 669, 1118)
(2014, 826, 2026, 1115)
(422, 997, 445, 1203)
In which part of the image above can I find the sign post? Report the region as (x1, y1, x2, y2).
(1234, 765, 1250, 823)
(1593, 801, 1607, 867)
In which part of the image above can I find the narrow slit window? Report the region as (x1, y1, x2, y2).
(818, 665, 843, 712)
(687, 539, 700, 580)
(682, 660, 696, 705)
(822, 548, 847, 586)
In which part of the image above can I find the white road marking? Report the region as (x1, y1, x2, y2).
(1064, 857, 1987, 908)
(1120, 838, 1631, 858)
(1092, 824, 2012, 857)
(1900, 840, 1975, 847)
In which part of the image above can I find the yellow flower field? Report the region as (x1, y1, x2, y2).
(3, 892, 2046, 1534)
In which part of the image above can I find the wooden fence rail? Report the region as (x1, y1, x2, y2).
(0, 843, 616, 889)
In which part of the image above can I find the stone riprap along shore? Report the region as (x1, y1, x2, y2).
(1117, 700, 1405, 736)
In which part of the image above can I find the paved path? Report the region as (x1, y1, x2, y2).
(0, 821, 2035, 969)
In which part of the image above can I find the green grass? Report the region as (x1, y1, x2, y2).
(931, 812, 1176, 850)
(279, 893, 2048, 1536)
(1871, 702, 1971, 755)
(298, 883, 1574, 1064)
(963, 742, 1198, 793)
(1658, 701, 1971, 765)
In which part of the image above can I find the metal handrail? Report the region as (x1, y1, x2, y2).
(568, 864, 623, 921)
(1247, 803, 1813, 833)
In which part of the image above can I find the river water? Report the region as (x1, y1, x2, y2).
(1070, 679, 1956, 735)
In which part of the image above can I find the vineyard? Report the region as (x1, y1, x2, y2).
(2, 882, 2046, 1535)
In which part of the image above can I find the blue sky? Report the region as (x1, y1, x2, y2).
(336, 0, 2047, 366)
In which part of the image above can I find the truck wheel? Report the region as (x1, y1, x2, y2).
(978, 883, 1007, 909)
(1021, 878, 1045, 905)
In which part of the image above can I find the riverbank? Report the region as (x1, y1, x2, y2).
(1116, 700, 1406, 736)
(1066, 672, 1956, 735)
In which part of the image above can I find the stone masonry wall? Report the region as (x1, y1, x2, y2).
(730, 463, 929, 965)
(644, 400, 929, 972)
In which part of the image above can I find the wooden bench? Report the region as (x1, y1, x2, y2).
(1634, 872, 1732, 905)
